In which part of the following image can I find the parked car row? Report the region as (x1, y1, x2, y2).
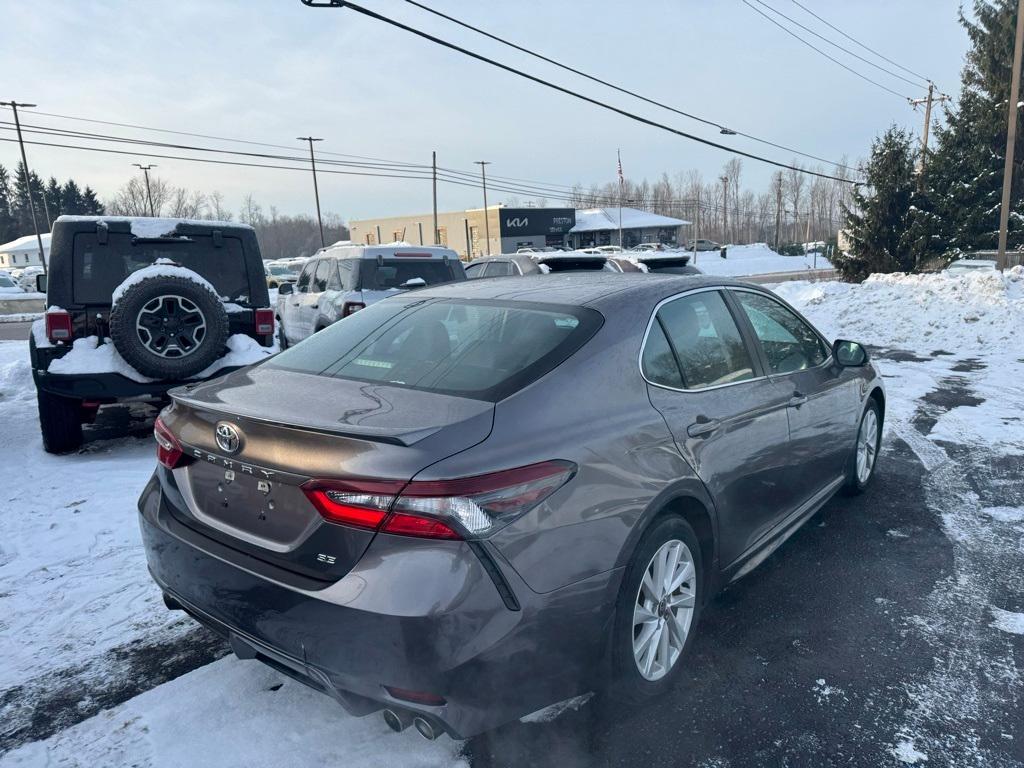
(466, 251, 702, 279)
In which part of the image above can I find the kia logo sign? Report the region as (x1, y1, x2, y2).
(506, 217, 529, 228)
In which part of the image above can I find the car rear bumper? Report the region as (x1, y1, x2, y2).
(32, 367, 247, 401)
(138, 471, 621, 738)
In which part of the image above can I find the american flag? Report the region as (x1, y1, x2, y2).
(617, 149, 624, 186)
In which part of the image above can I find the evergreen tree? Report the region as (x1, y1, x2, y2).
(61, 179, 84, 215)
(835, 127, 920, 281)
(926, 0, 1024, 252)
(0, 165, 14, 244)
(44, 177, 61, 224)
(81, 186, 104, 215)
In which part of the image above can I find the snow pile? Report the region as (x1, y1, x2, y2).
(56, 215, 249, 238)
(111, 260, 218, 306)
(772, 267, 1024, 354)
(989, 607, 1024, 635)
(692, 243, 832, 277)
(43, 332, 276, 383)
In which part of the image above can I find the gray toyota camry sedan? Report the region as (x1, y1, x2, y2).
(139, 273, 884, 739)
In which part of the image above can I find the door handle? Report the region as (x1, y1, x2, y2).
(687, 417, 721, 438)
(788, 392, 808, 408)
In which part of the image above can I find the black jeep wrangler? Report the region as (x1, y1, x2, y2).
(32, 216, 274, 454)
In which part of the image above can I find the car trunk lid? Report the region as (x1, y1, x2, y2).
(163, 365, 494, 582)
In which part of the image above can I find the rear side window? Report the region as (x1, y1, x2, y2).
(337, 259, 357, 290)
(465, 263, 485, 279)
(72, 233, 249, 304)
(733, 291, 827, 374)
(359, 259, 463, 290)
(653, 291, 755, 390)
(483, 261, 515, 277)
(641, 321, 684, 389)
(267, 298, 602, 401)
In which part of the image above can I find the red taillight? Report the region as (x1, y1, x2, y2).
(254, 308, 274, 336)
(303, 460, 575, 539)
(45, 310, 72, 343)
(302, 479, 405, 530)
(154, 416, 186, 469)
(341, 301, 365, 318)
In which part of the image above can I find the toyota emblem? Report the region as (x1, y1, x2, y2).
(215, 422, 242, 454)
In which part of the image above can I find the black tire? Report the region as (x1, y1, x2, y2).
(843, 399, 882, 495)
(610, 516, 704, 704)
(109, 273, 229, 380)
(38, 388, 83, 454)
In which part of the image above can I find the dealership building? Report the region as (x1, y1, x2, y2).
(349, 205, 689, 259)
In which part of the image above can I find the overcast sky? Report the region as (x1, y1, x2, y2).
(1, 0, 969, 222)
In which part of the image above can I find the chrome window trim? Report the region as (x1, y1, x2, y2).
(637, 286, 768, 394)
(725, 286, 835, 376)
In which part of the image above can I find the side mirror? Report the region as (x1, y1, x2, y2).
(399, 277, 427, 289)
(833, 339, 868, 367)
(35, 273, 47, 293)
(278, 283, 293, 295)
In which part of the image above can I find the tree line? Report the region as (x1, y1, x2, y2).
(0, 161, 104, 245)
(839, 0, 1023, 280)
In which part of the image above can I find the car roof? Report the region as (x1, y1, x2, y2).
(317, 244, 457, 260)
(412, 272, 751, 308)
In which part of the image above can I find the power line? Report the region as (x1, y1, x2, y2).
(399, 0, 856, 173)
(740, 0, 913, 100)
(749, 0, 926, 89)
(788, 0, 932, 85)
(300, 0, 859, 184)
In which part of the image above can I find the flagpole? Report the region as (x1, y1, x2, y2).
(617, 149, 623, 249)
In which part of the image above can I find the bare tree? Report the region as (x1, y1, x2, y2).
(107, 175, 172, 216)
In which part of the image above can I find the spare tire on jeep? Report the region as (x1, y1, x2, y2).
(109, 270, 230, 380)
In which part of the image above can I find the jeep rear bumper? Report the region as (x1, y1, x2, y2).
(32, 368, 246, 402)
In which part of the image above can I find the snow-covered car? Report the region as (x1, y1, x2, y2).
(944, 258, 998, 275)
(265, 263, 298, 289)
(276, 244, 466, 347)
(17, 266, 43, 292)
(30, 216, 276, 453)
(630, 243, 667, 252)
(0, 274, 25, 293)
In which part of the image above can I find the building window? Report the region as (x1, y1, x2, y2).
(436, 226, 448, 247)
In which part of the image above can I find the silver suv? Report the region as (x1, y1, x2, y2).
(276, 244, 465, 346)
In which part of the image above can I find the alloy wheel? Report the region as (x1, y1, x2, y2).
(856, 408, 879, 484)
(632, 538, 697, 681)
(135, 294, 208, 359)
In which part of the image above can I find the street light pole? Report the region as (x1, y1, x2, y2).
(298, 136, 326, 248)
(997, 0, 1024, 264)
(132, 163, 157, 216)
(475, 160, 491, 255)
(1, 100, 47, 275)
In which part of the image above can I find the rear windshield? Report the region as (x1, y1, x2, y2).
(643, 258, 693, 271)
(72, 232, 250, 304)
(267, 297, 602, 401)
(359, 259, 466, 290)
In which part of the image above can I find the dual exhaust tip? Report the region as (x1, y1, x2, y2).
(382, 709, 441, 740)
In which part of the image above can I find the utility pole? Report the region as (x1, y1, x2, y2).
(1, 100, 47, 275)
(773, 174, 784, 251)
(132, 163, 157, 216)
(474, 161, 491, 255)
(720, 175, 729, 244)
(432, 151, 439, 245)
(692, 189, 700, 265)
(909, 83, 950, 188)
(998, 0, 1024, 264)
(298, 136, 325, 248)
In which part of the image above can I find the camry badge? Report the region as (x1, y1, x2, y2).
(215, 422, 241, 454)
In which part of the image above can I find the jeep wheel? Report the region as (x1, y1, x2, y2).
(38, 388, 84, 454)
(110, 273, 229, 380)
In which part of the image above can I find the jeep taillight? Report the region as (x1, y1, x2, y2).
(341, 301, 365, 318)
(302, 461, 576, 539)
(45, 310, 72, 343)
(254, 308, 274, 336)
(154, 416, 186, 470)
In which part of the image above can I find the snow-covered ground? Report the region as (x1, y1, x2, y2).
(0, 269, 1021, 767)
(689, 242, 832, 277)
